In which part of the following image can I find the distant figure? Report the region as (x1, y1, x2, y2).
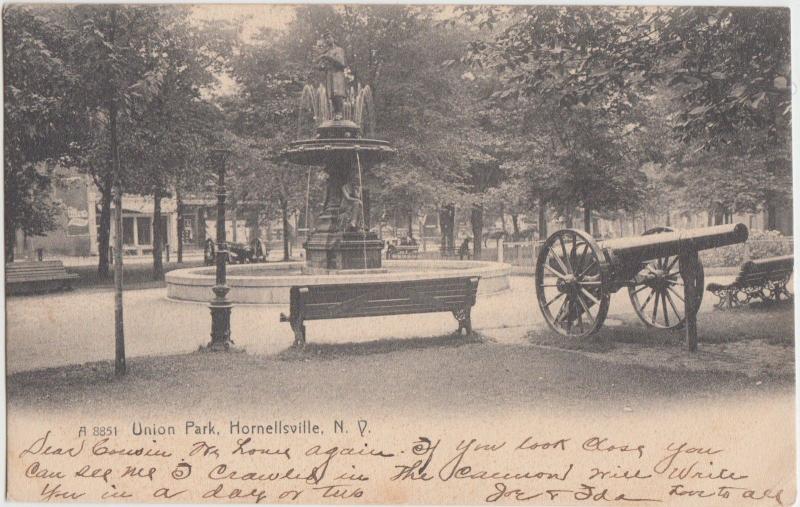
(319, 32, 347, 120)
(204, 238, 215, 266)
(459, 237, 472, 260)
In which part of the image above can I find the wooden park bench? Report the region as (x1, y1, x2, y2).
(386, 244, 419, 259)
(6, 261, 79, 295)
(706, 254, 793, 309)
(280, 276, 480, 347)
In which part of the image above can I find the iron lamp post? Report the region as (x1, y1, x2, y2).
(208, 148, 233, 351)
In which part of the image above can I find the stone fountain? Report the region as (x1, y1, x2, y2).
(281, 36, 394, 272)
(166, 36, 511, 305)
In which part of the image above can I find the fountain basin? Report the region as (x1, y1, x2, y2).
(282, 137, 395, 166)
(166, 260, 511, 304)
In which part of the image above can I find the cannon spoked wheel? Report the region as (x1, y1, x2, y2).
(628, 226, 704, 329)
(535, 229, 610, 338)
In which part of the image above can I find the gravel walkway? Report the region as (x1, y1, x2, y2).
(3, 274, 773, 375)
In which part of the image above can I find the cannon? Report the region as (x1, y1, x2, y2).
(204, 238, 268, 266)
(535, 223, 749, 341)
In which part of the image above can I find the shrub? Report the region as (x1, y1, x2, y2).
(699, 229, 793, 268)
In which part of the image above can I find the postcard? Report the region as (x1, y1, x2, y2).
(4, 4, 795, 505)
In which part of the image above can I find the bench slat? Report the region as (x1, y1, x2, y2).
(303, 305, 466, 320)
(303, 286, 474, 304)
(7, 268, 73, 274)
(5, 261, 78, 294)
(7, 274, 77, 282)
(300, 280, 472, 297)
(7, 268, 69, 275)
(300, 277, 470, 290)
(305, 293, 469, 307)
(304, 297, 470, 319)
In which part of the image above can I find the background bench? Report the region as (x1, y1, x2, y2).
(707, 254, 793, 308)
(6, 261, 79, 295)
(386, 244, 419, 259)
(280, 276, 480, 347)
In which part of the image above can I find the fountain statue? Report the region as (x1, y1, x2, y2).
(282, 35, 395, 272)
(319, 32, 347, 120)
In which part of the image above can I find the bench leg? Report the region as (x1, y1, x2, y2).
(453, 308, 472, 336)
(291, 320, 306, 348)
(771, 280, 793, 302)
(711, 290, 725, 309)
(713, 288, 742, 310)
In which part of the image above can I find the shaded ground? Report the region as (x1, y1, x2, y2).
(62, 259, 206, 290)
(528, 299, 795, 378)
(7, 334, 791, 418)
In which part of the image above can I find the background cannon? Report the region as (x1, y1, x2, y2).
(203, 238, 268, 266)
(535, 223, 749, 342)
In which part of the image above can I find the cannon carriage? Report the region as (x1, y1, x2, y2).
(535, 223, 749, 339)
(204, 238, 268, 266)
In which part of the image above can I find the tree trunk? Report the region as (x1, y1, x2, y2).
(446, 204, 455, 252)
(511, 214, 520, 237)
(538, 199, 548, 240)
(248, 210, 260, 247)
(767, 201, 777, 230)
(231, 204, 237, 243)
(583, 206, 592, 234)
(5, 228, 15, 262)
(471, 205, 483, 258)
(564, 208, 573, 229)
(109, 87, 125, 378)
(407, 208, 414, 238)
(197, 207, 206, 247)
(665, 208, 671, 227)
(500, 203, 507, 232)
(152, 189, 163, 280)
(439, 207, 448, 253)
(176, 187, 183, 263)
(281, 198, 290, 262)
(97, 176, 113, 277)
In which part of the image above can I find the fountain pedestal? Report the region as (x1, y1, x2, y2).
(305, 231, 384, 273)
(284, 120, 390, 273)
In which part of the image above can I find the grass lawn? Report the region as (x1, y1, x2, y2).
(67, 259, 206, 290)
(526, 300, 794, 380)
(528, 299, 795, 351)
(9, 330, 789, 418)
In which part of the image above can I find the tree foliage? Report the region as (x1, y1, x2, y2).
(3, 6, 78, 258)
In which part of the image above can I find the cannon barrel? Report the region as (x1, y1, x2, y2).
(741, 254, 793, 274)
(600, 223, 748, 265)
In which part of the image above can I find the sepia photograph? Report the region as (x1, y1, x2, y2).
(3, 3, 796, 504)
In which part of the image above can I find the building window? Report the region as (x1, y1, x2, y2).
(137, 217, 152, 245)
(122, 217, 135, 245)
